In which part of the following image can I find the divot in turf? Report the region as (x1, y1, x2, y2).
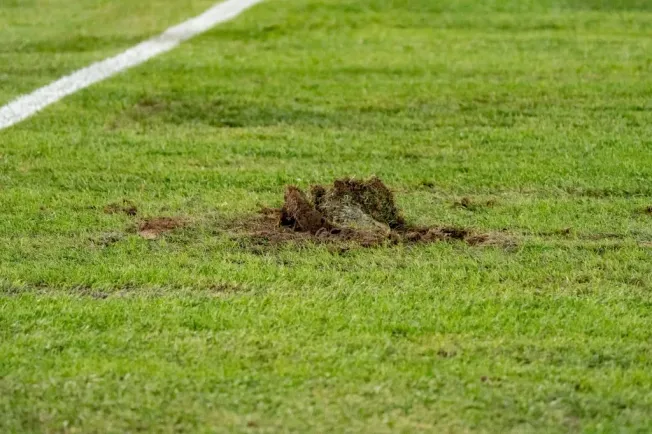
(241, 177, 504, 248)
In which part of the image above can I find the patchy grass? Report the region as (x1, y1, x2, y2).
(1, 0, 652, 432)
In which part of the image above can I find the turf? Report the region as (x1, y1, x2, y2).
(1, 0, 652, 432)
(0, 0, 217, 105)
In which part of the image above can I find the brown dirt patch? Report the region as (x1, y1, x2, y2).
(234, 177, 508, 248)
(138, 217, 185, 240)
(104, 200, 138, 216)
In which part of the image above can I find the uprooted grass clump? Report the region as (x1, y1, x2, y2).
(241, 177, 501, 247)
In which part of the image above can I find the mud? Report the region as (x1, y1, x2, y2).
(238, 177, 505, 248)
(138, 217, 185, 239)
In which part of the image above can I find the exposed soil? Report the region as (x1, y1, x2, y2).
(99, 178, 510, 248)
(280, 186, 333, 233)
(138, 217, 185, 240)
(238, 177, 506, 248)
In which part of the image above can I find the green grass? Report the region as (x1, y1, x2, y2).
(0, 0, 217, 105)
(2, 0, 652, 432)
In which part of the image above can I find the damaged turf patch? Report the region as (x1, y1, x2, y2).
(237, 177, 505, 248)
(138, 217, 186, 240)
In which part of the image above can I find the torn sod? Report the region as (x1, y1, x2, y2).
(244, 177, 503, 247)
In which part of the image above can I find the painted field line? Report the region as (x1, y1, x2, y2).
(0, 0, 263, 131)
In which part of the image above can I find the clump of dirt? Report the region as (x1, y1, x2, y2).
(104, 200, 138, 216)
(280, 186, 334, 233)
(138, 217, 185, 240)
(239, 177, 506, 248)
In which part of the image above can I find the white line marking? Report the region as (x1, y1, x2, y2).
(0, 0, 263, 131)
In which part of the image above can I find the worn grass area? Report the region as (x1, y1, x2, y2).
(2, 0, 652, 432)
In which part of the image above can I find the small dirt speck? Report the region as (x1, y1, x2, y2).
(104, 200, 138, 216)
(437, 349, 456, 358)
(208, 282, 245, 293)
(456, 197, 473, 209)
(453, 197, 497, 211)
(91, 232, 124, 247)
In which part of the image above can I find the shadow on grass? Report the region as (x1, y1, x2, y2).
(566, 0, 652, 11)
(119, 95, 548, 130)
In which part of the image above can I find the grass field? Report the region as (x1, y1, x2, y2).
(2, 0, 652, 432)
